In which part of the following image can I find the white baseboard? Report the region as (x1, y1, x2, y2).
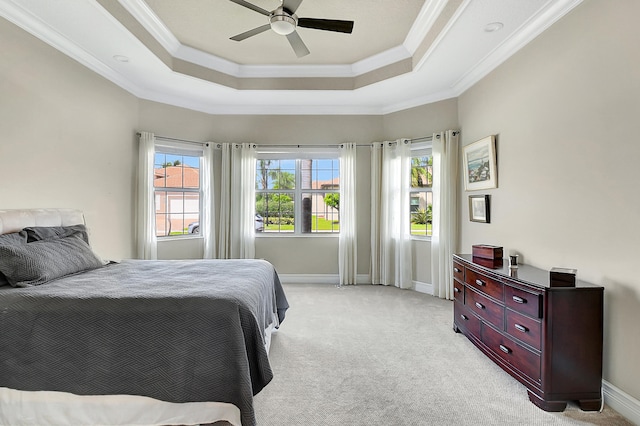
(603, 380, 640, 425)
(413, 280, 434, 295)
(279, 274, 370, 285)
(279, 274, 435, 294)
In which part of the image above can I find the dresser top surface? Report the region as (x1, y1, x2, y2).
(454, 254, 602, 290)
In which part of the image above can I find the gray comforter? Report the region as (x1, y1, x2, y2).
(0, 258, 289, 426)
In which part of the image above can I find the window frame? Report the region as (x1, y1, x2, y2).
(255, 148, 340, 236)
(410, 142, 433, 240)
(153, 141, 204, 239)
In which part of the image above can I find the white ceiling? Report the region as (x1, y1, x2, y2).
(0, 0, 583, 115)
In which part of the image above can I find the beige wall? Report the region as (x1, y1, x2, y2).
(0, 17, 139, 259)
(458, 0, 640, 400)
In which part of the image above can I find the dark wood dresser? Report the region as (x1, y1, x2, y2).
(452, 254, 604, 411)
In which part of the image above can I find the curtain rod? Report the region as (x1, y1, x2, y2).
(137, 133, 208, 147)
(137, 133, 443, 148)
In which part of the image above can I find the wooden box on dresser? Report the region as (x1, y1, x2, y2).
(452, 254, 604, 412)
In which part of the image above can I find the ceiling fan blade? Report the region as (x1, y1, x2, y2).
(228, 0, 270, 16)
(230, 24, 271, 41)
(282, 0, 303, 14)
(286, 31, 310, 58)
(298, 18, 354, 34)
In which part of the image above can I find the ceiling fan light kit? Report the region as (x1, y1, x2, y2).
(229, 0, 354, 58)
(270, 8, 297, 36)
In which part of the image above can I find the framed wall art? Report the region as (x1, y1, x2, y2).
(463, 135, 497, 191)
(469, 194, 490, 223)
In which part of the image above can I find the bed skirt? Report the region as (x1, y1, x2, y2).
(0, 387, 241, 426)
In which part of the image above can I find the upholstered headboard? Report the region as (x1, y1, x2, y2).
(0, 209, 85, 235)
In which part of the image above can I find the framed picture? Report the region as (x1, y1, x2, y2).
(463, 135, 497, 191)
(469, 195, 490, 223)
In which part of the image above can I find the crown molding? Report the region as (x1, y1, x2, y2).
(381, 89, 458, 115)
(0, 0, 143, 98)
(117, 0, 180, 53)
(414, 0, 471, 71)
(403, 0, 449, 54)
(452, 0, 584, 95)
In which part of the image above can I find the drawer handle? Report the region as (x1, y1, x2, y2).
(475, 279, 485, 286)
(454, 287, 460, 293)
(512, 296, 525, 304)
(454, 267, 461, 273)
(499, 344, 512, 354)
(514, 324, 528, 333)
(460, 314, 468, 321)
(475, 302, 485, 310)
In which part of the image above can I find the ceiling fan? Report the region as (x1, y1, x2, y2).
(229, 0, 354, 58)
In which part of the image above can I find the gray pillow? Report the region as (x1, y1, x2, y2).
(0, 233, 104, 288)
(21, 224, 90, 245)
(0, 232, 28, 286)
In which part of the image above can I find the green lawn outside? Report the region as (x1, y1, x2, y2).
(264, 216, 339, 232)
(411, 223, 433, 237)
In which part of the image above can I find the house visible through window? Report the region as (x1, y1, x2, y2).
(153, 145, 202, 237)
(410, 143, 433, 237)
(255, 153, 340, 234)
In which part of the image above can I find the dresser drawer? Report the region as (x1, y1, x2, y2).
(453, 279, 464, 303)
(505, 285, 542, 319)
(455, 299, 480, 338)
(466, 287, 503, 330)
(453, 261, 464, 282)
(465, 268, 503, 301)
(482, 324, 541, 382)
(506, 309, 542, 351)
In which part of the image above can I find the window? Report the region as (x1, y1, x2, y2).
(153, 144, 202, 237)
(255, 154, 340, 234)
(410, 143, 433, 237)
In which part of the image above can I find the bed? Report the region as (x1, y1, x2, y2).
(0, 209, 289, 426)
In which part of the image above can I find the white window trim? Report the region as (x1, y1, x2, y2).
(255, 147, 340, 236)
(154, 141, 204, 239)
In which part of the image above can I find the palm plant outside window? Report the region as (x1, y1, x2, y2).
(410, 145, 433, 237)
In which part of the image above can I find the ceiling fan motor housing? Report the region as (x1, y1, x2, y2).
(270, 7, 297, 35)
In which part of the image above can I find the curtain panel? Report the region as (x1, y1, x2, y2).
(216, 143, 257, 259)
(202, 143, 216, 259)
(370, 139, 412, 289)
(338, 143, 357, 285)
(136, 132, 157, 260)
(431, 130, 459, 299)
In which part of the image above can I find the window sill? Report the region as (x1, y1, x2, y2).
(256, 232, 339, 238)
(157, 235, 203, 242)
(411, 235, 432, 242)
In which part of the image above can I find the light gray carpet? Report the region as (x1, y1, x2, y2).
(253, 284, 631, 426)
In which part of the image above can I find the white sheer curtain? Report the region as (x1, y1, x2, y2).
(370, 139, 412, 289)
(217, 143, 257, 259)
(136, 131, 157, 260)
(338, 143, 357, 285)
(431, 130, 459, 299)
(202, 142, 216, 259)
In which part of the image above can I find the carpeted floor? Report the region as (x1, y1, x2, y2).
(253, 284, 632, 426)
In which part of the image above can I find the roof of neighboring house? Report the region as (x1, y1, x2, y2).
(311, 178, 339, 190)
(154, 166, 199, 188)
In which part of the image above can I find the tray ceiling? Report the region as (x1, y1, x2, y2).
(0, 0, 583, 115)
